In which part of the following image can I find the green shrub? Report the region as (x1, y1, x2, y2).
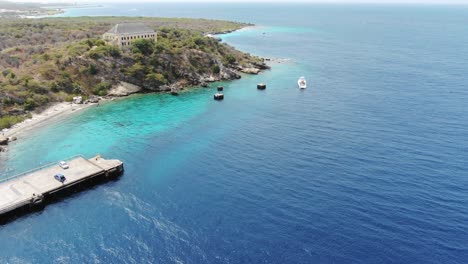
(224, 54, 236, 65)
(131, 39, 155, 55)
(23, 98, 37, 111)
(2, 97, 14, 106)
(41, 53, 51, 61)
(145, 73, 167, 87)
(0, 115, 26, 130)
(126, 63, 146, 79)
(31, 94, 50, 106)
(1, 69, 11, 77)
(88, 49, 101, 59)
(65, 94, 74, 102)
(27, 80, 49, 94)
(68, 43, 90, 56)
(88, 45, 121, 59)
(50, 73, 78, 94)
(88, 64, 98, 75)
(92, 82, 111, 96)
(94, 39, 106, 47)
(107, 46, 121, 57)
(212, 65, 220, 74)
(39, 64, 59, 80)
(83, 39, 106, 48)
(154, 42, 169, 53)
(193, 36, 206, 46)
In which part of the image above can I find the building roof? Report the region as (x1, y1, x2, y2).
(106, 23, 155, 35)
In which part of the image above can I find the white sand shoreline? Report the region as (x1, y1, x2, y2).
(1, 101, 99, 142)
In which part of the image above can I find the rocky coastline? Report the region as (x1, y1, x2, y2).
(0, 18, 271, 150)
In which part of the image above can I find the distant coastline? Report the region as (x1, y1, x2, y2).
(0, 1, 105, 19)
(0, 1, 66, 18)
(43, 4, 103, 10)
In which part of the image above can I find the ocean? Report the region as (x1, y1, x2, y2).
(1, 3, 468, 263)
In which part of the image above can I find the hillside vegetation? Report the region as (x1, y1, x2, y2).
(0, 17, 268, 129)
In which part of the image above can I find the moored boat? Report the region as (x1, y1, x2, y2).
(298, 77, 307, 89)
(214, 93, 224, 100)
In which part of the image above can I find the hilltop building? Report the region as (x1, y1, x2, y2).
(103, 23, 157, 48)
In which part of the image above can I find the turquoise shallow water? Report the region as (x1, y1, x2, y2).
(1, 3, 468, 263)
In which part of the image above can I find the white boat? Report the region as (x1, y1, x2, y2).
(298, 77, 307, 89)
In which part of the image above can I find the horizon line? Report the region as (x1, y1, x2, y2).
(7, 0, 468, 5)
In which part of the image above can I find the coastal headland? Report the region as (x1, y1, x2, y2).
(0, 16, 270, 147)
(0, 0, 66, 18)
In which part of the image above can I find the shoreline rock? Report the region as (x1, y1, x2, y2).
(108, 81, 143, 97)
(240, 67, 261, 74)
(0, 137, 8, 146)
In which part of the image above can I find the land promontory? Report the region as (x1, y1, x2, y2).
(0, 17, 269, 129)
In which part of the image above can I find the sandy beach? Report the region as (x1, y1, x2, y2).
(1, 102, 98, 142)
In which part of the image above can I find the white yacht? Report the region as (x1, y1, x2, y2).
(298, 77, 307, 89)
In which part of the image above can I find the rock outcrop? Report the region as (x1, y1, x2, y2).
(0, 137, 8, 145)
(108, 81, 143, 96)
(240, 68, 261, 74)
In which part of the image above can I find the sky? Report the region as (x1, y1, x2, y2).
(6, 0, 468, 4)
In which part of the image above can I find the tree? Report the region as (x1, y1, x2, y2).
(224, 54, 236, 65)
(24, 98, 37, 111)
(126, 63, 146, 79)
(131, 39, 155, 56)
(145, 73, 167, 87)
(92, 82, 111, 96)
(88, 46, 121, 59)
(88, 64, 98, 75)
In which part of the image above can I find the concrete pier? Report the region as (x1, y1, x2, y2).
(0, 155, 123, 220)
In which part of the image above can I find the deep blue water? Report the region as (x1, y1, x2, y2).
(1, 3, 468, 263)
